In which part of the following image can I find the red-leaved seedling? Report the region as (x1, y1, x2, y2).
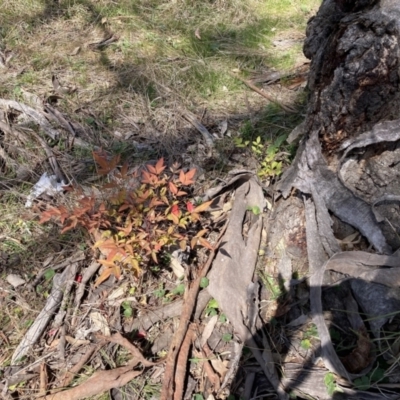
(39, 154, 212, 287)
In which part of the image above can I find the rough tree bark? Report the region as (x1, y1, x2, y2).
(277, 0, 400, 254)
(263, 0, 400, 398)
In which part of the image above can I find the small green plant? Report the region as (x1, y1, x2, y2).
(205, 298, 219, 317)
(234, 134, 287, 178)
(324, 372, 343, 396)
(219, 314, 227, 323)
(222, 333, 233, 343)
(354, 367, 386, 390)
(154, 284, 166, 298)
(300, 339, 311, 350)
(301, 324, 319, 350)
(121, 301, 133, 318)
(247, 205, 261, 215)
(200, 277, 209, 288)
(259, 272, 283, 300)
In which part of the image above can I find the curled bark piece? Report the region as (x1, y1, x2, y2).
(208, 177, 287, 399)
(182, 111, 214, 148)
(42, 363, 142, 400)
(0, 99, 60, 140)
(127, 289, 211, 332)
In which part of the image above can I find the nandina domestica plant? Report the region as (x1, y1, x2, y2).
(39, 153, 212, 286)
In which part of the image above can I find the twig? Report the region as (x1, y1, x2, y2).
(42, 360, 141, 400)
(53, 262, 79, 328)
(127, 289, 211, 332)
(160, 220, 228, 400)
(24, 127, 66, 183)
(11, 266, 74, 364)
(39, 363, 48, 398)
(229, 72, 296, 113)
(97, 332, 156, 368)
(30, 251, 85, 289)
(196, 337, 221, 393)
(71, 261, 100, 327)
(59, 342, 102, 387)
(173, 323, 195, 400)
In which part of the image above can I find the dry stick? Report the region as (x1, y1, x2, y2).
(196, 341, 221, 393)
(39, 362, 48, 398)
(97, 332, 157, 368)
(26, 128, 66, 183)
(229, 72, 296, 113)
(71, 261, 100, 327)
(160, 221, 228, 400)
(201, 342, 221, 391)
(60, 342, 104, 387)
(173, 323, 196, 400)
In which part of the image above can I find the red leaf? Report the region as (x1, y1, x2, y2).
(169, 181, 178, 195)
(186, 201, 194, 212)
(141, 170, 157, 185)
(136, 331, 147, 339)
(147, 158, 166, 176)
(179, 168, 196, 185)
(154, 158, 166, 174)
(198, 237, 214, 250)
(120, 161, 129, 178)
(171, 204, 180, 216)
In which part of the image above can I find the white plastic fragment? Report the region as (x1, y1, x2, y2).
(25, 172, 66, 208)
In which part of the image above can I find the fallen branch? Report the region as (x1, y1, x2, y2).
(43, 362, 142, 400)
(11, 265, 77, 364)
(97, 332, 156, 368)
(0, 99, 60, 140)
(160, 221, 228, 400)
(229, 72, 297, 113)
(42, 333, 154, 400)
(127, 289, 211, 332)
(173, 323, 195, 400)
(59, 343, 103, 387)
(71, 261, 100, 327)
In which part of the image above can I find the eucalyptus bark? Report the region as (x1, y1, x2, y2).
(263, 1, 400, 398)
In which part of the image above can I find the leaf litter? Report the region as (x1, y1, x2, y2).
(3, 101, 400, 399)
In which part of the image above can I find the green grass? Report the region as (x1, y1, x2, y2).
(1, 0, 320, 109)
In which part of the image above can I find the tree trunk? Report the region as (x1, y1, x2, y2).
(276, 0, 400, 254)
(262, 1, 400, 398)
(305, 0, 400, 154)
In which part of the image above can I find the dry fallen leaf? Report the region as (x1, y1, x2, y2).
(70, 46, 81, 56)
(90, 311, 111, 336)
(201, 315, 218, 347)
(195, 28, 201, 40)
